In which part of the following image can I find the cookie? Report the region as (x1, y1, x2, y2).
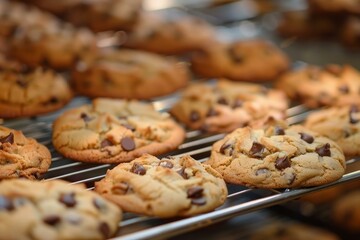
(124, 13, 216, 54)
(308, 0, 360, 15)
(72, 48, 189, 99)
(9, 22, 97, 70)
(16, 0, 80, 15)
(191, 39, 289, 82)
(251, 221, 340, 240)
(170, 79, 288, 133)
(0, 55, 73, 118)
(332, 190, 360, 232)
(305, 106, 360, 158)
(95, 154, 227, 218)
(0, 126, 51, 180)
(206, 123, 346, 188)
(276, 64, 360, 108)
(0, 179, 121, 240)
(52, 98, 185, 164)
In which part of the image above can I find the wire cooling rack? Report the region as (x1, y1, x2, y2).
(3, 95, 360, 240)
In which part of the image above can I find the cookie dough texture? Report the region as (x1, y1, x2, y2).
(170, 79, 288, 133)
(124, 13, 216, 54)
(276, 64, 360, 108)
(305, 106, 360, 157)
(0, 179, 121, 240)
(95, 154, 228, 218)
(72, 49, 189, 99)
(191, 39, 289, 82)
(332, 190, 360, 232)
(0, 56, 73, 118)
(52, 98, 185, 164)
(206, 124, 346, 188)
(0, 126, 51, 180)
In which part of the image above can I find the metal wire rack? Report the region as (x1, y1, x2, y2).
(3, 96, 360, 240)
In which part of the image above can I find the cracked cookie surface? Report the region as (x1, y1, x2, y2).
(206, 123, 346, 188)
(0, 126, 51, 180)
(170, 79, 288, 133)
(0, 56, 73, 118)
(72, 48, 189, 99)
(305, 106, 360, 158)
(52, 98, 185, 163)
(191, 39, 289, 82)
(0, 179, 121, 240)
(276, 64, 360, 108)
(95, 154, 227, 218)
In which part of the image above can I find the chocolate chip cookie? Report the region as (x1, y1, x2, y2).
(251, 221, 340, 240)
(308, 0, 360, 15)
(191, 39, 289, 82)
(305, 106, 360, 158)
(0, 126, 51, 180)
(0, 56, 73, 118)
(0, 179, 121, 240)
(72, 48, 189, 99)
(95, 154, 227, 218)
(52, 98, 185, 164)
(276, 64, 360, 108)
(206, 123, 346, 188)
(332, 190, 360, 232)
(124, 13, 216, 54)
(170, 79, 288, 133)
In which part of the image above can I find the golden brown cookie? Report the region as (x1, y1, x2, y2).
(332, 190, 360, 232)
(170, 79, 288, 133)
(191, 39, 289, 82)
(95, 154, 227, 218)
(0, 126, 51, 179)
(52, 98, 185, 164)
(72, 48, 189, 99)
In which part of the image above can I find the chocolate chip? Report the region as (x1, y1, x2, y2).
(99, 222, 111, 238)
(275, 156, 291, 170)
(349, 105, 359, 124)
(120, 137, 135, 151)
(206, 108, 218, 117)
(187, 186, 203, 198)
(130, 162, 146, 175)
(217, 97, 228, 105)
(80, 112, 92, 122)
(338, 85, 349, 94)
(315, 143, 331, 157)
(191, 197, 207, 206)
(232, 99, 243, 108)
(43, 215, 61, 226)
(66, 214, 82, 225)
(48, 97, 59, 104)
(0, 132, 14, 144)
(177, 167, 188, 179)
(59, 193, 76, 208)
(255, 168, 269, 176)
(111, 182, 129, 194)
(299, 132, 314, 144)
(190, 110, 200, 122)
(227, 46, 243, 63)
(16, 78, 28, 88)
(249, 142, 265, 158)
(93, 198, 107, 211)
(0, 196, 14, 211)
(122, 123, 135, 131)
(158, 160, 173, 169)
(219, 143, 233, 155)
(101, 139, 113, 148)
(274, 126, 285, 135)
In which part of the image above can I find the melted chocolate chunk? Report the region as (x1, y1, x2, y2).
(255, 168, 269, 176)
(66, 214, 82, 225)
(120, 137, 135, 151)
(99, 222, 111, 238)
(190, 110, 200, 122)
(0, 196, 14, 211)
(158, 160, 174, 169)
(227, 46, 243, 63)
(338, 85, 349, 94)
(59, 193, 76, 208)
(177, 167, 188, 179)
(274, 126, 285, 135)
(43, 215, 61, 226)
(217, 97, 228, 105)
(275, 156, 291, 170)
(232, 99, 243, 108)
(101, 139, 113, 148)
(93, 198, 107, 211)
(187, 187, 206, 206)
(122, 123, 135, 131)
(349, 105, 359, 124)
(130, 163, 146, 175)
(80, 112, 92, 122)
(0, 132, 14, 144)
(206, 108, 218, 117)
(249, 142, 265, 158)
(315, 143, 331, 157)
(48, 97, 59, 104)
(191, 197, 206, 206)
(299, 132, 314, 144)
(219, 143, 233, 155)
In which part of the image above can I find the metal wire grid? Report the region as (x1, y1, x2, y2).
(3, 96, 360, 240)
